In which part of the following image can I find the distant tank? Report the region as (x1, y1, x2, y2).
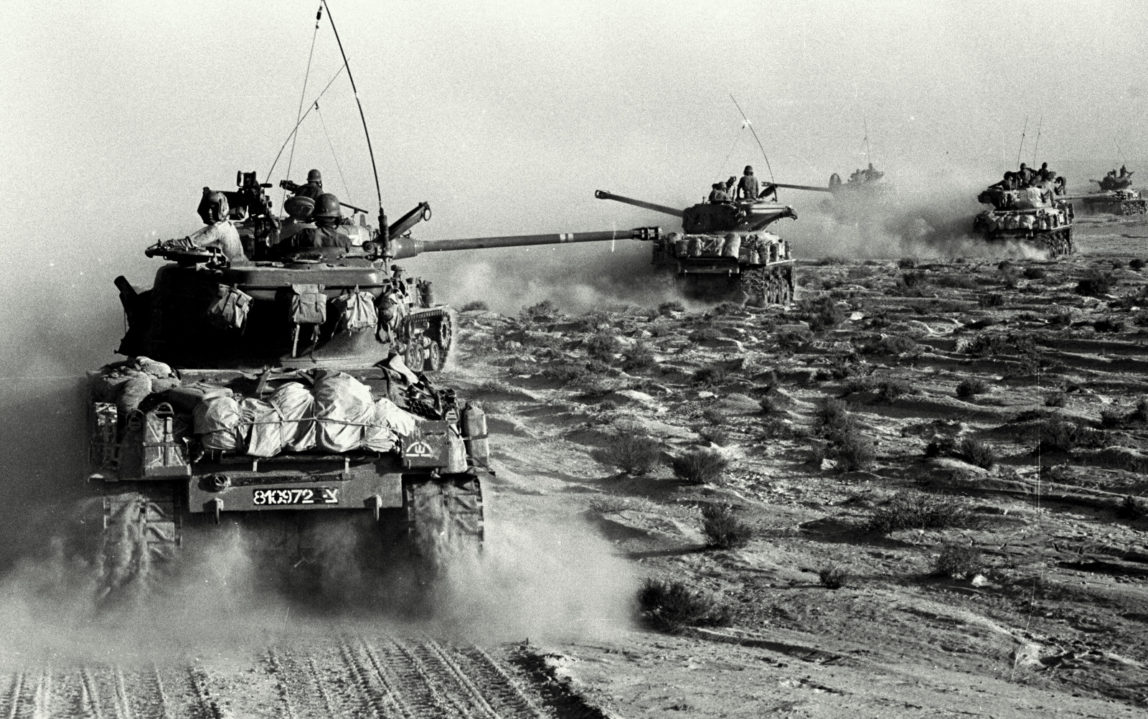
(1070, 169, 1146, 215)
(773, 164, 892, 199)
(972, 174, 1074, 257)
(594, 190, 798, 305)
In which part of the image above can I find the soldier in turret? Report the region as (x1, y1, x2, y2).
(1017, 163, 1034, 187)
(709, 176, 735, 203)
(175, 190, 247, 263)
(275, 193, 352, 259)
(737, 165, 759, 201)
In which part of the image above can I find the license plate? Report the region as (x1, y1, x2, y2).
(252, 487, 339, 506)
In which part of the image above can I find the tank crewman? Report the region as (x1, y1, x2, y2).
(1017, 163, 1034, 187)
(275, 192, 352, 259)
(1036, 162, 1050, 182)
(708, 176, 736, 203)
(737, 165, 760, 200)
(177, 190, 247, 262)
(296, 168, 324, 199)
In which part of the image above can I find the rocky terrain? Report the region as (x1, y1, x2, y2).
(2, 215, 1147, 717)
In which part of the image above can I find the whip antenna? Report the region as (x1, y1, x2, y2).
(322, 0, 383, 216)
(284, 3, 324, 203)
(730, 94, 775, 185)
(1031, 116, 1043, 166)
(1015, 116, 1029, 167)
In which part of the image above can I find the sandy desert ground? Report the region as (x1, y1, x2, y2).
(2, 213, 1147, 717)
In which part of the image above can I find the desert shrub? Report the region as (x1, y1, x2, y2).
(1037, 419, 1109, 453)
(1130, 258, 1146, 272)
(815, 398, 854, 438)
(1116, 495, 1146, 520)
(693, 364, 729, 387)
(621, 342, 656, 372)
(897, 257, 917, 269)
(459, 300, 489, 312)
(875, 379, 914, 403)
(800, 296, 846, 332)
(671, 449, 730, 485)
(873, 334, 918, 355)
(701, 504, 753, 549)
(1044, 391, 1067, 408)
(689, 327, 723, 343)
(814, 398, 874, 470)
(1023, 266, 1047, 280)
(658, 301, 685, 315)
(521, 300, 559, 322)
(957, 437, 996, 470)
(835, 428, 876, 470)
(584, 330, 621, 361)
(965, 332, 1034, 357)
(980, 293, 1006, 309)
(637, 578, 732, 632)
(597, 434, 663, 476)
(701, 407, 726, 425)
(956, 378, 989, 399)
(698, 426, 730, 446)
(543, 362, 590, 385)
(1093, 318, 1124, 333)
(1075, 272, 1115, 297)
(1100, 398, 1148, 429)
(898, 271, 926, 290)
(865, 492, 973, 535)
(934, 544, 984, 579)
(818, 565, 850, 589)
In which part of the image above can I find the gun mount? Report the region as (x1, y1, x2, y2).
(595, 189, 798, 306)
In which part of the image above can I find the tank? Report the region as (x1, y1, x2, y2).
(90, 200, 500, 602)
(1071, 170, 1146, 215)
(972, 175, 1075, 257)
(594, 190, 798, 306)
(773, 165, 891, 199)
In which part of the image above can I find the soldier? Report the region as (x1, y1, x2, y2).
(297, 168, 324, 198)
(1017, 163, 1034, 187)
(737, 165, 759, 201)
(177, 190, 247, 262)
(276, 193, 352, 259)
(709, 176, 735, 203)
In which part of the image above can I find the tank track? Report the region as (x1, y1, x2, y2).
(96, 484, 181, 605)
(1120, 200, 1148, 215)
(404, 475, 484, 566)
(1026, 228, 1074, 258)
(737, 264, 795, 307)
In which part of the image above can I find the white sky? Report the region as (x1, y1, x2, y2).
(2, 0, 1146, 369)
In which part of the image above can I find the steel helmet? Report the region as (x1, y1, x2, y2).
(197, 190, 230, 224)
(313, 193, 341, 221)
(307, 168, 323, 184)
(744, 165, 754, 175)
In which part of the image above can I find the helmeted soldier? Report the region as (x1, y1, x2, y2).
(737, 165, 759, 201)
(179, 190, 246, 262)
(709, 176, 735, 203)
(1017, 163, 1034, 187)
(276, 192, 352, 259)
(292, 168, 323, 199)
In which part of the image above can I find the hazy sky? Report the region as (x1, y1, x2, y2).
(2, 0, 1147, 370)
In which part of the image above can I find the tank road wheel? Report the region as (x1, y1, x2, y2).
(778, 268, 794, 305)
(405, 475, 484, 569)
(404, 338, 425, 372)
(95, 486, 180, 607)
(424, 341, 443, 372)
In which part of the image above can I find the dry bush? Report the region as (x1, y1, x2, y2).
(698, 426, 731, 446)
(690, 327, 723, 342)
(815, 398, 875, 471)
(956, 378, 989, 399)
(979, 292, 1005, 309)
(459, 300, 489, 312)
(584, 330, 621, 361)
(1116, 496, 1146, 520)
(897, 257, 918, 269)
(1075, 272, 1115, 297)
(1093, 318, 1124, 333)
(520, 299, 559, 322)
(865, 492, 973, 535)
(1037, 419, 1110, 453)
(1100, 398, 1148, 429)
(818, 565, 850, 589)
(596, 434, 663, 477)
(1130, 258, 1146, 272)
(957, 437, 996, 470)
(800, 296, 846, 332)
(866, 334, 919, 356)
(965, 332, 1035, 357)
(638, 578, 733, 632)
(934, 544, 984, 578)
(898, 271, 927, 291)
(701, 504, 753, 549)
(693, 364, 729, 387)
(621, 342, 656, 372)
(1023, 266, 1047, 280)
(1044, 391, 1067, 408)
(658, 300, 685, 315)
(543, 362, 590, 385)
(672, 449, 730, 485)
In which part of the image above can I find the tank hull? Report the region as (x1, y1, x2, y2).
(1079, 189, 1147, 216)
(655, 231, 796, 305)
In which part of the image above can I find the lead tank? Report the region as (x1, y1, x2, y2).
(972, 177, 1075, 257)
(594, 190, 798, 305)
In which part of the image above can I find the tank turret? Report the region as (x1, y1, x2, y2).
(595, 189, 798, 306)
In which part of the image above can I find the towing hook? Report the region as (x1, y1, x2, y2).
(205, 473, 231, 492)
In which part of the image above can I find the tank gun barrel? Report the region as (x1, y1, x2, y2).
(594, 190, 685, 218)
(771, 182, 834, 194)
(390, 227, 660, 260)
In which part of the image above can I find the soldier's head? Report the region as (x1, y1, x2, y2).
(1019, 163, 1027, 171)
(1040, 162, 1048, 170)
(313, 193, 341, 226)
(307, 168, 323, 187)
(744, 165, 754, 175)
(197, 190, 230, 225)
(712, 182, 723, 189)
